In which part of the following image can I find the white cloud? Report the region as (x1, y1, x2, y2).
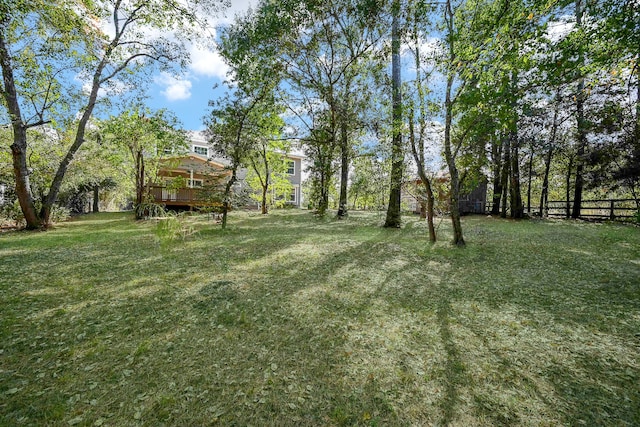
(189, 45, 230, 79)
(156, 72, 192, 101)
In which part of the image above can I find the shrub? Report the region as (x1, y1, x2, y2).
(134, 202, 167, 220)
(50, 205, 71, 223)
(155, 212, 194, 246)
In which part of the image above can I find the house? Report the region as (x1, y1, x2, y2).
(148, 132, 304, 209)
(276, 153, 304, 208)
(148, 154, 230, 210)
(403, 175, 487, 215)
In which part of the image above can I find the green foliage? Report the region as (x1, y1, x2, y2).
(0, 200, 25, 227)
(134, 202, 167, 220)
(154, 212, 195, 246)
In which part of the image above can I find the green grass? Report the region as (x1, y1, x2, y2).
(1, 210, 639, 426)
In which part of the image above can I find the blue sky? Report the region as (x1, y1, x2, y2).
(144, 0, 259, 131)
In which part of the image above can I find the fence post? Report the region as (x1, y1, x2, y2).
(609, 200, 615, 220)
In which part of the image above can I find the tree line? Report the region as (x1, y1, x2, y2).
(211, 0, 637, 245)
(2, 0, 638, 246)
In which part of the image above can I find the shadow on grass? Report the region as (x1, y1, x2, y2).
(436, 298, 466, 426)
(1, 211, 639, 426)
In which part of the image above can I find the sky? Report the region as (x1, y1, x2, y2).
(139, 1, 577, 135)
(144, 0, 259, 131)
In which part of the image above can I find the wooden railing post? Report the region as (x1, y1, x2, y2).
(610, 199, 615, 220)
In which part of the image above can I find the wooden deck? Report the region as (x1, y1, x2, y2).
(148, 185, 222, 208)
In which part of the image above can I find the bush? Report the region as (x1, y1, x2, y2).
(155, 212, 194, 246)
(0, 200, 24, 227)
(49, 205, 71, 223)
(134, 202, 167, 220)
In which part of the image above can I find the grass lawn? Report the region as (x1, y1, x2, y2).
(1, 210, 639, 426)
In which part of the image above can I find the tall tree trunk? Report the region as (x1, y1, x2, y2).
(526, 146, 533, 215)
(509, 130, 524, 219)
(508, 71, 524, 219)
(490, 137, 503, 216)
(633, 55, 640, 208)
(337, 117, 349, 219)
(572, 0, 587, 219)
(500, 133, 511, 218)
(443, 0, 464, 245)
(384, 0, 403, 228)
(0, 29, 41, 229)
(540, 95, 559, 217)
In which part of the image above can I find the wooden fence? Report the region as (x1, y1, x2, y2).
(545, 199, 638, 220)
(486, 198, 638, 221)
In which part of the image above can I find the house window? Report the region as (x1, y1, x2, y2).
(188, 179, 203, 188)
(193, 145, 209, 157)
(287, 160, 295, 175)
(274, 187, 296, 203)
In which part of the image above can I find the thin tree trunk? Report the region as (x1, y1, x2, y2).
(566, 155, 574, 218)
(40, 64, 105, 226)
(491, 137, 503, 216)
(0, 29, 41, 229)
(572, 0, 587, 219)
(509, 130, 524, 219)
(337, 117, 349, 218)
(222, 168, 237, 229)
(261, 185, 268, 214)
(540, 147, 554, 217)
(508, 70, 524, 219)
(633, 55, 640, 209)
(444, 0, 464, 245)
(500, 133, 511, 218)
(93, 186, 99, 213)
(384, 0, 403, 228)
(540, 95, 559, 217)
(526, 147, 533, 215)
(409, 112, 436, 242)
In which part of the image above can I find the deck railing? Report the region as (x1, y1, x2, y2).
(148, 185, 221, 206)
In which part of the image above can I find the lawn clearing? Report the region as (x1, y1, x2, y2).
(1, 211, 639, 426)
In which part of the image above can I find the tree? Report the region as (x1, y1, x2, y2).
(206, 88, 274, 228)
(406, 0, 438, 241)
(570, 0, 588, 219)
(1, 0, 226, 228)
(221, 0, 384, 217)
(1, 0, 89, 228)
(384, 0, 403, 228)
(100, 108, 188, 218)
(244, 112, 288, 214)
(441, 0, 467, 245)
